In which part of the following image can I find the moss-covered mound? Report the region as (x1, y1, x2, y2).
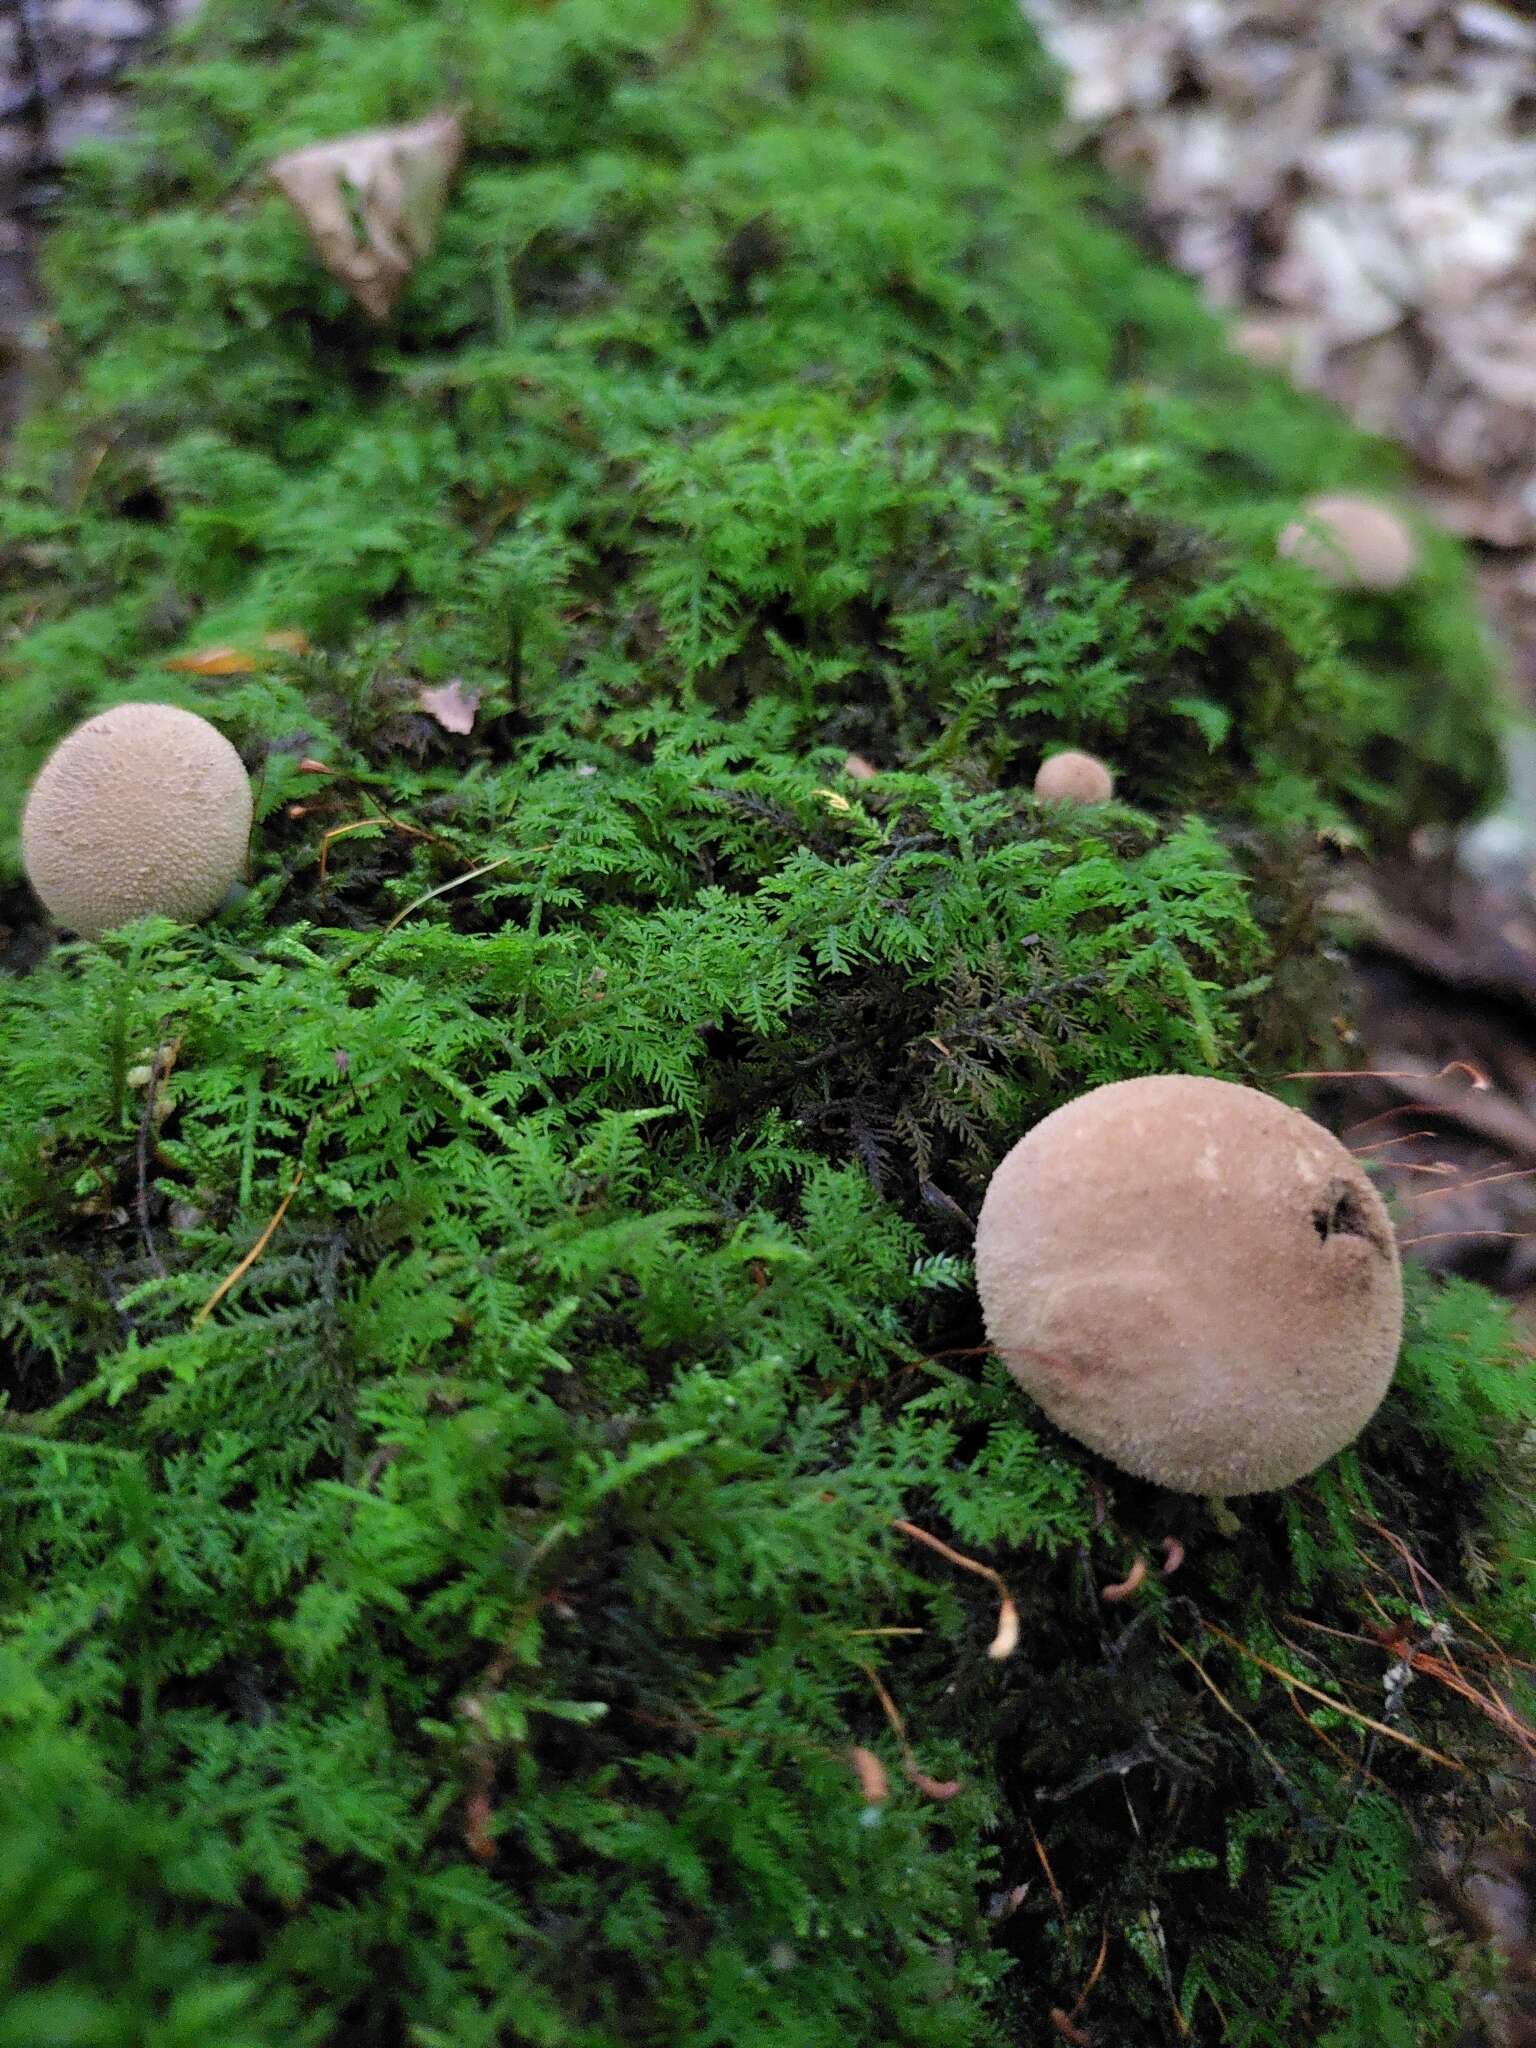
(1, 3, 1531, 2044)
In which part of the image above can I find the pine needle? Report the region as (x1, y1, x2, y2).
(192, 1166, 305, 1327)
(1200, 1622, 1463, 1771)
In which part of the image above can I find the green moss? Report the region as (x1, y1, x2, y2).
(0, 2, 1530, 2044)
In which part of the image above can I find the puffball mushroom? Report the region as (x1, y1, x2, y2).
(1033, 750, 1114, 805)
(1276, 493, 1418, 593)
(21, 703, 253, 938)
(974, 1075, 1402, 1496)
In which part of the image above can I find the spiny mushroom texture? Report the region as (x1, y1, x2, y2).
(1277, 492, 1418, 593)
(21, 703, 253, 939)
(974, 1075, 1403, 1496)
(1033, 750, 1114, 804)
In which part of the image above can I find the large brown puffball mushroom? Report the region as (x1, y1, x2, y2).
(1033, 750, 1114, 805)
(974, 1076, 1402, 1496)
(1276, 493, 1418, 593)
(22, 703, 253, 939)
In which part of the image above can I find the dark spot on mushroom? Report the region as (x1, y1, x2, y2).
(1314, 1180, 1377, 1249)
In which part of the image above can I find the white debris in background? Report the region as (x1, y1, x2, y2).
(1023, 0, 1536, 564)
(270, 111, 464, 323)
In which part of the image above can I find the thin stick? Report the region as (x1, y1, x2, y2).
(192, 1166, 304, 1327)
(338, 854, 527, 970)
(1200, 1622, 1462, 1770)
(1398, 1228, 1534, 1248)
(1285, 1676, 1377, 1782)
(1283, 1613, 1377, 1651)
(317, 807, 454, 888)
(1358, 1520, 1443, 1604)
(1406, 1166, 1536, 1203)
(1165, 1634, 1294, 1791)
(1071, 1923, 1110, 2019)
(1028, 1817, 1076, 1965)
(1350, 1131, 1441, 1154)
(1290, 1059, 1489, 1091)
(1358, 1525, 1536, 1671)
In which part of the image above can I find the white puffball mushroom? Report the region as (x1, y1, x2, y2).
(22, 702, 253, 939)
(1033, 750, 1114, 805)
(1276, 493, 1418, 593)
(974, 1075, 1403, 1496)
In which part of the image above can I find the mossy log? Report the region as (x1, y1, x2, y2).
(0, 4, 1529, 2044)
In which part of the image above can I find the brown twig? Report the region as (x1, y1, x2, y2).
(1070, 1922, 1110, 2022)
(892, 1518, 1018, 1658)
(1399, 1228, 1536, 1248)
(1289, 1059, 1490, 1091)
(1028, 1816, 1075, 1966)
(1200, 1621, 1462, 1770)
(1404, 1164, 1536, 1202)
(1165, 1632, 1295, 1791)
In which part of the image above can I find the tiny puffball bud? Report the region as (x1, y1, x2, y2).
(21, 702, 253, 939)
(974, 1075, 1403, 1496)
(1033, 751, 1114, 805)
(1276, 493, 1417, 593)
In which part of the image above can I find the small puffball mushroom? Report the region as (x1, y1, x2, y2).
(22, 703, 253, 938)
(1276, 493, 1417, 593)
(1033, 750, 1114, 806)
(974, 1075, 1402, 1496)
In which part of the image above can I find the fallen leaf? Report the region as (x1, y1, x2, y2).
(262, 629, 312, 655)
(270, 110, 465, 322)
(164, 646, 257, 676)
(417, 678, 481, 735)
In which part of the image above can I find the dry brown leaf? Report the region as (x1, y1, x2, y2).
(417, 678, 481, 735)
(1266, 203, 1407, 345)
(270, 110, 465, 322)
(165, 645, 257, 676)
(262, 629, 312, 655)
